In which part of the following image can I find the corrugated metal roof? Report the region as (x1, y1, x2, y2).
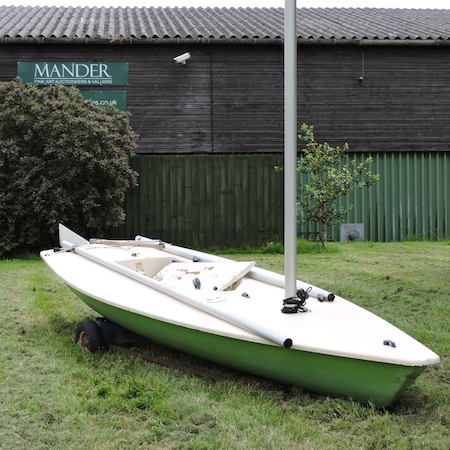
(1, 6, 450, 43)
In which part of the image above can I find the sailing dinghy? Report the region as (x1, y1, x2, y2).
(40, 224, 439, 407)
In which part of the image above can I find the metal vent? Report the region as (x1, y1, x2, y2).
(340, 223, 364, 242)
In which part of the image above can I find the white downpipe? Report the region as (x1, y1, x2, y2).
(61, 240, 293, 349)
(284, 0, 298, 300)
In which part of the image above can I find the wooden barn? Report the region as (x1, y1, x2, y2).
(0, 6, 449, 246)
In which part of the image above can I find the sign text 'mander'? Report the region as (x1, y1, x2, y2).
(17, 61, 129, 86)
(35, 62, 112, 80)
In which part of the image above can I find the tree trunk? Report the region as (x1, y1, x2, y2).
(320, 223, 328, 247)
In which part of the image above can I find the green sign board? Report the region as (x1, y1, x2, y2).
(82, 91, 127, 112)
(18, 62, 128, 86)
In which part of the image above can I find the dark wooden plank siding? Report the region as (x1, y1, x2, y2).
(298, 46, 450, 152)
(129, 46, 213, 154)
(0, 44, 215, 154)
(2, 43, 450, 154)
(211, 45, 284, 154)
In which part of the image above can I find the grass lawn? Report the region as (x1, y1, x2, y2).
(0, 241, 449, 449)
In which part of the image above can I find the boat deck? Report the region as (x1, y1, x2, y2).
(41, 242, 439, 368)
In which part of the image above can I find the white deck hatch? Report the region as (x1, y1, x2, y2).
(153, 261, 255, 291)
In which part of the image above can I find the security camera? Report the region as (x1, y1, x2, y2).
(173, 52, 191, 65)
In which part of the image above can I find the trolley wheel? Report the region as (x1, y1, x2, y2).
(75, 318, 103, 353)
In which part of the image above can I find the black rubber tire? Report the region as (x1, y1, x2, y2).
(75, 318, 103, 352)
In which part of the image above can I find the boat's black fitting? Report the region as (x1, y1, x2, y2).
(281, 295, 309, 314)
(318, 293, 335, 302)
(282, 298, 300, 313)
(281, 287, 311, 313)
(297, 288, 310, 302)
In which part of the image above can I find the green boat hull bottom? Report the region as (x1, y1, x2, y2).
(73, 287, 424, 407)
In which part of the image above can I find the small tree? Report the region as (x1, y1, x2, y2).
(297, 124, 379, 247)
(0, 79, 139, 255)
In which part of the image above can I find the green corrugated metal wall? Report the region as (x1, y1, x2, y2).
(117, 152, 449, 247)
(321, 152, 449, 242)
(119, 154, 284, 248)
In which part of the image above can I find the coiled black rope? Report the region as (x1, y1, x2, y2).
(281, 287, 311, 314)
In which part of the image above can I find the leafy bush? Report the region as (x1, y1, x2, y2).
(261, 241, 284, 254)
(0, 79, 138, 256)
(208, 239, 339, 255)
